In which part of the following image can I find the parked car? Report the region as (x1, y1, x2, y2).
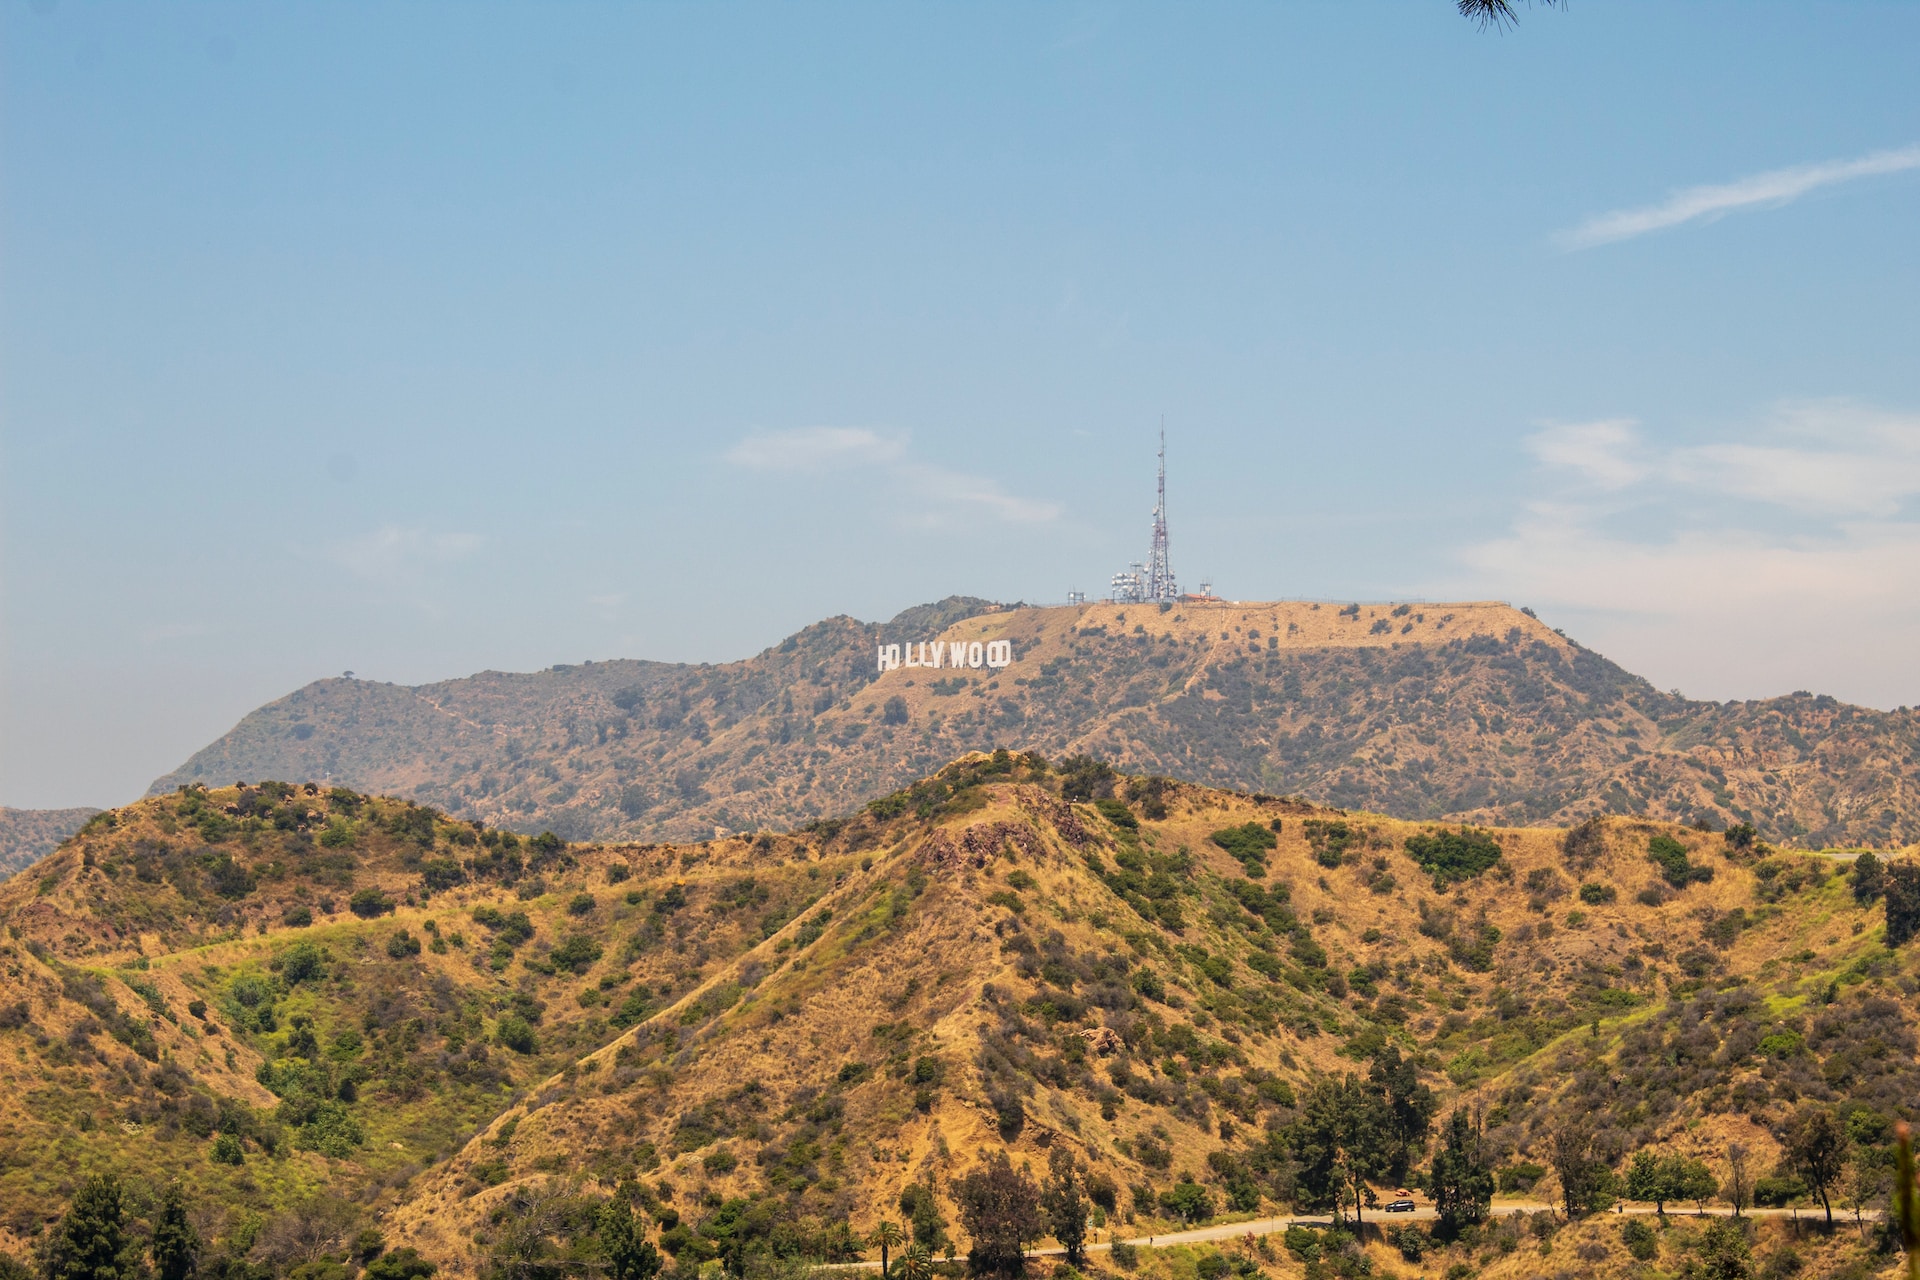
(1385, 1199, 1417, 1213)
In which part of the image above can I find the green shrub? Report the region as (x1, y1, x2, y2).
(349, 888, 394, 918)
(1497, 1162, 1546, 1193)
(280, 942, 327, 983)
(1209, 823, 1277, 861)
(385, 930, 421, 959)
(549, 936, 601, 974)
(1093, 798, 1138, 829)
(1578, 882, 1615, 905)
(1405, 829, 1503, 887)
(497, 1016, 538, 1054)
(1649, 835, 1713, 888)
(1621, 1218, 1657, 1261)
(362, 1248, 436, 1280)
(1158, 1179, 1214, 1224)
(1304, 819, 1356, 868)
(1282, 1227, 1322, 1262)
(568, 893, 596, 916)
(210, 1133, 244, 1165)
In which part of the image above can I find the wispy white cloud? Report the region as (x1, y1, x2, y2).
(724, 426, 1060, 526)
(725, 427, 905, 472)
(326, 526, 484, 587)
(1525, 419, 1647, 489)
(893, 463, 1061, 525)
(1453, 402, 1920, 706)
(1557, 144, 1920, 249)
(1524, 403, 1920, 516)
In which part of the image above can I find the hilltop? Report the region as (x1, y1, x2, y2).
(150, 598, 1920, 848)
(7, 757, 1920, 1279)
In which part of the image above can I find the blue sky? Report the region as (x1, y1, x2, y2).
(4, 1, 1919, 807)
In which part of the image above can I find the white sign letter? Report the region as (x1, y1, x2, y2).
(968, 641, 984, 669)
(884, 644, 901, 671)
(986, 640, 1012, 668)
(930, 641, 946, 668)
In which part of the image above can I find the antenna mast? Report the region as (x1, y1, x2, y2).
(1145, 425, 1178, 602)
(1107, 425, 1183, 604)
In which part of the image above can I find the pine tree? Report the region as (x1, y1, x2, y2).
(896, 1182, 950, 1259)
(1429, 1108, 1493, 1239)
(1040, 1146, 1089, 1267)
(1290, 1075, 1391, 1226)
(597, 1200, 660, 1280)
(40, 1174, 134, 1280)
(1368, 1046, 1437, 1184)
(150, 1184, 199, 1280)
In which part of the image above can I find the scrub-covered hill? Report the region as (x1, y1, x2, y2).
(10, 757, 1920, 1280)
(151, 598, 1920, 848)
(0, 805, 100, 877)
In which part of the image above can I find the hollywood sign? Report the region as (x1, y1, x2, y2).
(877, 639, 1014, 673)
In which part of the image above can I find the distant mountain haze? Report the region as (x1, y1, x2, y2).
(0, 806, 102, 877)
(148, 597, 1920, 849)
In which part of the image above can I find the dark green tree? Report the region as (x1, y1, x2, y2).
(1694, 1218, 1752, 1280)
(1040, 1147, 1088, 1267)
(1157, 1179, 1213, 1225)
(1548, 1122, 1615, 1219)
(1852, 851, 1886, 904)
(955, 1151, 1043, 1278)
(1786, 1106, 1848, 1225)
(1290, 1075, 1391, 1225)
(1368, 1046, 1437, 1184)
(897, 1182, 951, 1260)
(1429, 1108, 1493, 1239)
(596, 1201, 659, 1280)
(40, 1174, 136, 1280)
(150, 1184, 200, 1280)
(1625, 1151, 1715, 1218)
(1625, 1151, 1676, 1218)
(1883, 860, 1920, 947)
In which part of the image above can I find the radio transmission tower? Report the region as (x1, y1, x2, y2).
(1144, 429, 1179, 601)
(1107, 429, 1184, 604)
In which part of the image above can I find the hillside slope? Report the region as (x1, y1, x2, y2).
(151, 599, 1920, 848)
(0, 805, 100, 877)
(9, 759, 1920, 1280)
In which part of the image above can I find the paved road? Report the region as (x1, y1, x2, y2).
(818, 1201, 1879, 1268)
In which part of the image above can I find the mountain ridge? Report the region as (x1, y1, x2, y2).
(146, 599, 1920, 850)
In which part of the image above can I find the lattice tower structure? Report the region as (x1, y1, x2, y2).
(1142, 430, 1180, 602)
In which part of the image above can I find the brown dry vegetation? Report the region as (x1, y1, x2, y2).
(7, 758, 1920, 1279)
(148, 599, 1920, 849)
